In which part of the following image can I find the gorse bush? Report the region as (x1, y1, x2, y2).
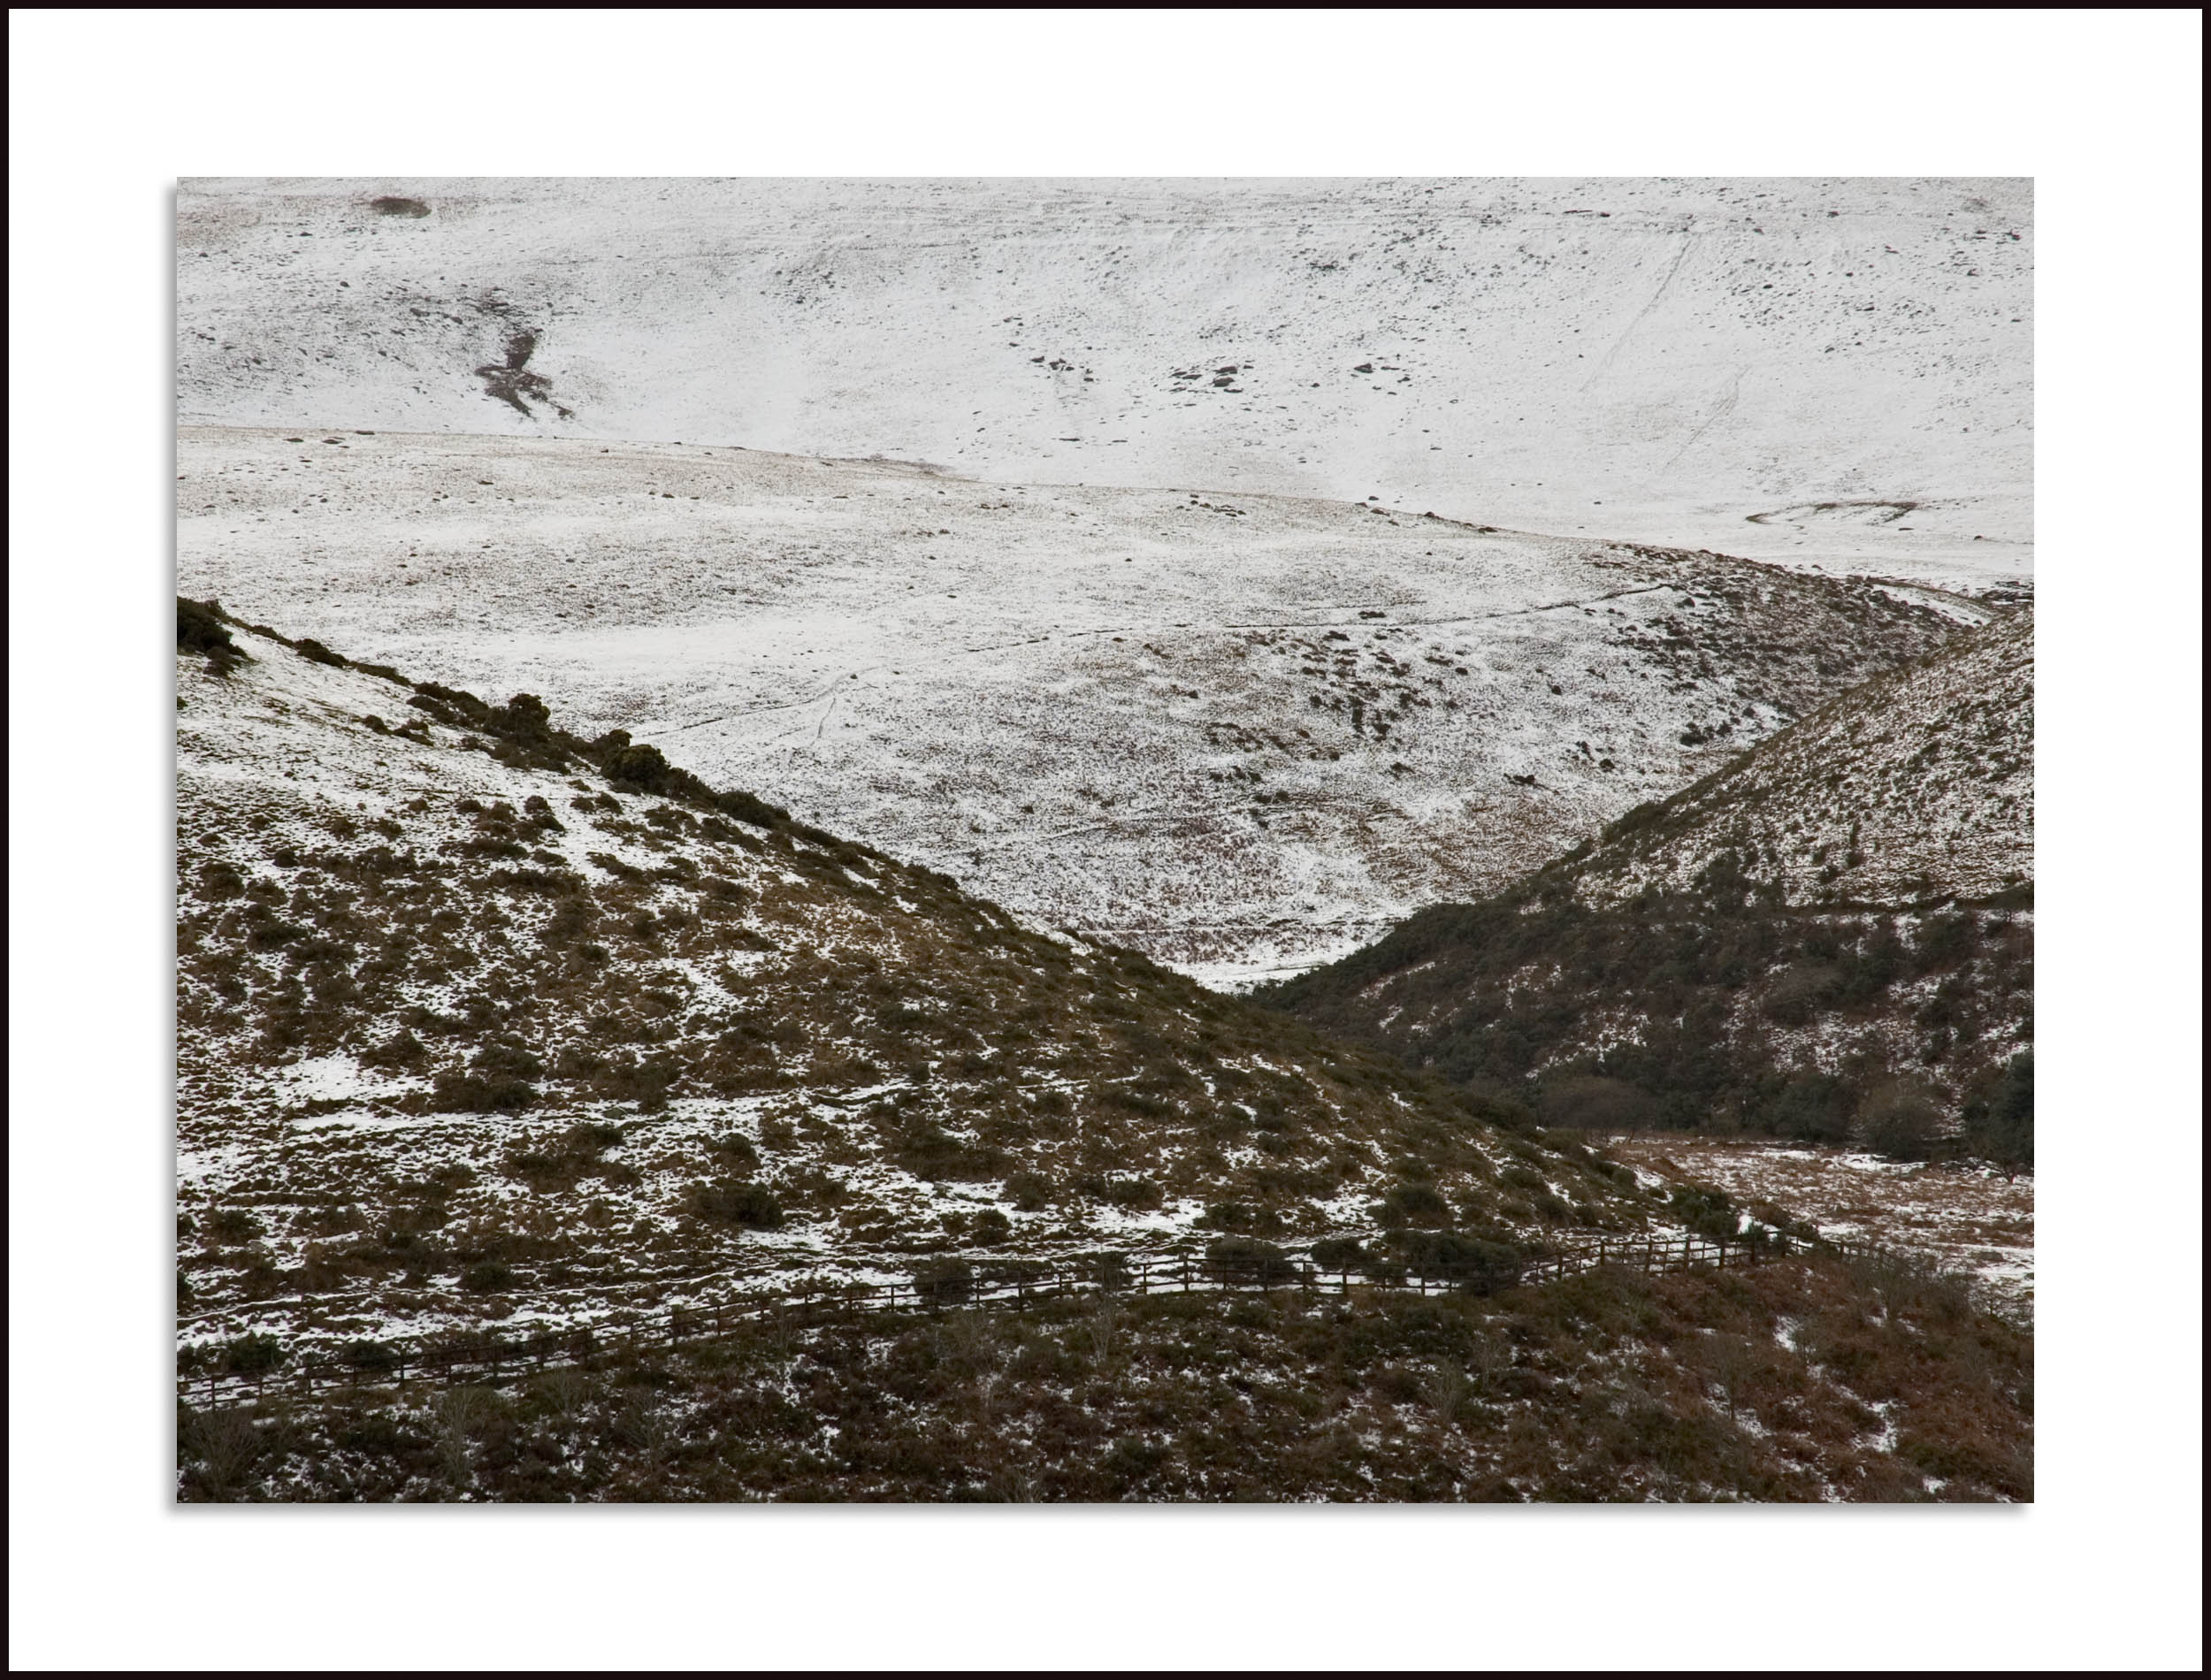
(1540, 1075, 1660, 1132)
(1668, 1186, 1741, 1243)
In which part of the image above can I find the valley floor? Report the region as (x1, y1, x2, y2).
(1606, 1137, 2032, 1319)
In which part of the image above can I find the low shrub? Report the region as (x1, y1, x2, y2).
(431, 1072, 536, 1112)
(691, 1180, 784, 1230)
(1310, 1236, 1371, 1272)
(1668, 1186, 1740, 1242)
(1098, 1175, 1164, 1210)
(1204, 1237, 1297, 1285)
(912, 1256, 974, 1304)
(1376, 1181, 1451, 1226)
(1383, 1230, 1524, 1292)
(222, 1333, 285, 1375)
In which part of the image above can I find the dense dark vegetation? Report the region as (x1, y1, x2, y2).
(1258, 853, 2032, 1164)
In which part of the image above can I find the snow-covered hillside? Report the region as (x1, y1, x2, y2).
(178, 426, 1965, 983)
(178, 176, 2032, 590)
(1570, 610, 2032, 907)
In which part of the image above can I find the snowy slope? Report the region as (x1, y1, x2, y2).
(1569, 610, 2032, 907)
(175, 614, 1652, 1355)
(178, 176, 2032, 590)
(179, 426, 1966, 983)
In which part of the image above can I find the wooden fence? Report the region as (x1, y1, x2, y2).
(178, 1230, 1810, 1408)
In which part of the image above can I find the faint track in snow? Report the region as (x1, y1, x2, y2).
(1583, 227, 1696, 390)
(1662, 365, 1746, 471)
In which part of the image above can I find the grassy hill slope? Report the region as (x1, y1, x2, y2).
(178, 601, 1664, 1364)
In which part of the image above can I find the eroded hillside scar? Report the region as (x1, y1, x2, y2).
(475, 328, 572, 421)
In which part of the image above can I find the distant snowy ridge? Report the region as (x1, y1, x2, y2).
(179, 176, 2032, 589)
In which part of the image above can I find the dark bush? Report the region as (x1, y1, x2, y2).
(692, 1180, 784, 1230)
(1384, 1230, 1524, 1292)
(431, 1072, 536, 1112)
(604, 741, 674, 792)
(1204, 1237, 1297, 1285)
(1668, 1186, 1740, 1242)
(564, 1120, 626, 1153)
(1962, 1051, 2032, 1172)
(361, 1030, 426, 1068)
(912, 1256, 974, 1304)
(710, 1133, 760, 1167)
(595, 1054, 680, 1111)
(472, 1043, 546, 1081)
(1859, 1081, 1940, 1161)
(891, 1123, 1007, 1182)
(716, 789, 790, 829)
(209, 1207, 264, 1243)
(1079, 1250, 1134, 1290)
(342, 1340, 399, 1371)
(463, 1260, 516, 1293)
(1763, 963, 1843, 1026)
(1310, 1236, 1371, 1272)
(177, 596, 244, 674)
(294, 638, 347, 668)
(1198, 1200, 1267, 1233)
(1375, 1182, 1450, 1226)
(1098, 1175, 1164, 1210)
(222, 1333, 285, 1375)
(969, 1209, 1014, 1245)
(1763, 1073, 1856, 1144)
(1002, 1171, 1052, 1211)
(1541, 1074, 1660, 1132)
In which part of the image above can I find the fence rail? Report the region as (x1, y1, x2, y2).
(179, 1231, 1816, 1408)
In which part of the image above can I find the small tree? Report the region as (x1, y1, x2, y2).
(1963, 1051, 2032, 1174)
